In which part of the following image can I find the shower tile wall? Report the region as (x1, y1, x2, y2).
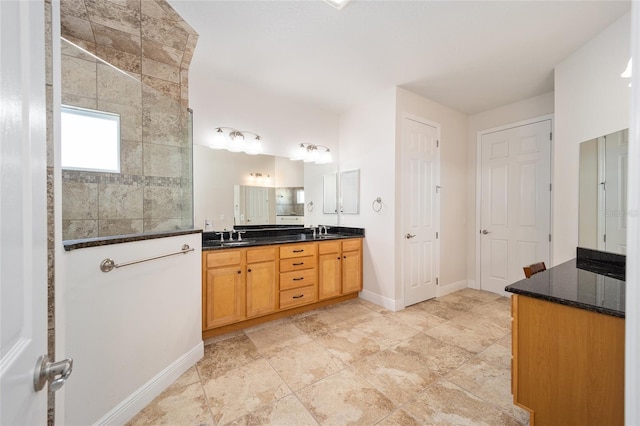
(59, 0, 198, 240)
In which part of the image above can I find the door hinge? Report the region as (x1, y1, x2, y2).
(549, 234, 552, 242)
(604, 234, 607, 243)
(436, 140, 440, 148)
(436, 277, 439, 285)
(549, 183, 552, 191)
(550, 132, 553, 140)
(436, 231, 439, 239)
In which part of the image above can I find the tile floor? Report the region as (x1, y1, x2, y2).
(128, 288, 529, 425)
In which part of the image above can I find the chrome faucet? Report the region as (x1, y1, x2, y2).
(237, 230, 246, 241)
(311, 225, 318, 238)
(320, 225, 330, 236)
(215, 232, 225, 242)
(228, 229, 236, 241)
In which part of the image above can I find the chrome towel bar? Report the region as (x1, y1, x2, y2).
(100, 244, 194, 272)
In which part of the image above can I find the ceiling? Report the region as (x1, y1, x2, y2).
(170, 0, 630, 115)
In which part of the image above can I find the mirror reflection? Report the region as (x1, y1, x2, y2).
(579, 128, 628, 254)
(323, 173, 338, 214)
(193, 145, 338, 230)
(340, 169, 360, 214)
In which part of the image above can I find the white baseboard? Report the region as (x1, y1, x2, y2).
(467, 279, 478, 290)
(436, 279, 468, 297)
(95, 342, 204, 426)
(359, 289, 403, 312)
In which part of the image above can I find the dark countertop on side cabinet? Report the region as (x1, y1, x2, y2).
(505, 258, 625, 318)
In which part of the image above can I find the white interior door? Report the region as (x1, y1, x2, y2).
(480, 120, 551, 294)
(246, 186, 270, 225)
(0, 0, 49, 423)
(604, 129, 628, 253)
(402, 117, 439, 306)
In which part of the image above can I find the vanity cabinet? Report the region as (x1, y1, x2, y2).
(279, 243, 317, 309)
(202, 250, 246, 329)
(202, 238, 363, 338)
(246, 247, 278, 318)
(318, 239, 363, 300)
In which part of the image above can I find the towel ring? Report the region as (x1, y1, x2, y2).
(307, 201, 314, 212)
(372, 197, 382, 212)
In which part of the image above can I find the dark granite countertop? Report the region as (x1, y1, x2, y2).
(63, 228, 202, 251)
(202, 226, 364, 251)
(505, 258, 625, 318)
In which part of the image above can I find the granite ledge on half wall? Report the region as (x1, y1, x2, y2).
(63, 228, 202, 251)
(505, 254, 625, 319)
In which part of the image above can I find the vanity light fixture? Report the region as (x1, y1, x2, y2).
(323, 0, 351, 10)
(211, 127, 263, 155)
(249, 172, 270, 182)
(291, 143, 333, 164)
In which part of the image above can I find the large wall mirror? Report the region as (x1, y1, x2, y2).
(579, 128, 628, 254)
(193, 145, 338, 230)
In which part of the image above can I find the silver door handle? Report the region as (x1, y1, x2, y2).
(406, 233, 416, 239)
(34, 355, 73, 392)
(481, 229, 491, 235)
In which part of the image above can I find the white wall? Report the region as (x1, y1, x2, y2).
(58, 233, 203, 425)
(396, 88, 468, 295)
(466, 92, 554, 285)
(554, 12, 631, 264)
(338, 87, 398, 308)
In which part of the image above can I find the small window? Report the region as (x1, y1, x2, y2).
(61, 105, 120, 173)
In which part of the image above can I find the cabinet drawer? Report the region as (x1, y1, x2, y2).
(342, 238, 361, 252)
(280, 243, 316, 259)
(280, 255, 315, 272)
(206, 250, 242, 268)
(318, 241, 341, 255)
(279, 285, 317, 310)
(247, 246, 276, 263)
(280, 268, 316, 290)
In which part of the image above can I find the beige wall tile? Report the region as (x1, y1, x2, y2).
(142, 83, 182, 114)
(143, 218, 184, 232)
(62, 93, 97, 110)
(119, 139, 143, 175)
(98, 182, 143, 219)
(60, 0, 89, 20)
(143, 186, 183, 219)
(61, 14, 94, 42)
(97, 62, 142, 108)
(142, 38, 182, 68)
(98, 100, 142, 141)
(92, 22, 141, 57)
(85, 0, 141, 36)
(62, 55, 97, 99)
(62, 219, 99, 240)
(143, 143, 182, 177)
(141, 14, 188, 51)
(143, 110, 182, 146)
(95, 45, 141, 74)
(142, 57, 180, 83)
(141, 75, 180, 102)
(98, 219, 144, 236)
(62, 181, 99, 219)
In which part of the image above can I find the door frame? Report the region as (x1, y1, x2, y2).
(474, 114, 554, 292)
(400, 112, 441, 308)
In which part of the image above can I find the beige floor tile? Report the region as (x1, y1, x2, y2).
(317, 327, 384, 365)
(447, 357, 530, 424)
(393, 333, 474, 378)
(197, 334, 262, 382)
(413, 299, 468, 320)
(351, 314, 420, 348)
(171, 365, 200, 388)
(228, 394, 319, 426)
(352, 347, 440, 405)
(404, 380, 524, 425)
(450, 311, 511, 341)
(292, 303, 382, 338)
(245, 321, 312, 355)
(425, 321, 500, 354)
(126, 381, 213, 426)
(387, 305, 447, 332)
(455, 288, 502, 303)
(203, 358, 291, 425)
(377, 408, 422, 425)
(297, 369, 395, 425)
(267, 341, 346, 391)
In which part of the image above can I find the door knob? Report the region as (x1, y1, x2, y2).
(406, 233, 416, 239)
(34, 355, 73, 392)
(481, 229, 491, 235)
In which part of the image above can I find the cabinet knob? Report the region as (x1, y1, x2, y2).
(248, 268, 252, 272)
(237, 270, 241, 274)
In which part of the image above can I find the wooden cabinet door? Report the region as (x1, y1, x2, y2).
(246, 260, 278, 318)
(204, 266, 245, 329)
(342, 248, 362, 294)
(319, 252, 341, 300)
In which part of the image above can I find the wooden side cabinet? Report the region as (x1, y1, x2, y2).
(202, 250, 246, 329)
(246, 247, 278, 318)
(511, 294, 624, 426)
(318, 239, 363, 299)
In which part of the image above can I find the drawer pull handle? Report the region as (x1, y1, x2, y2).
(293, 277, 304, 281)
(237, 270, 241, 274)
(292, 294, 304, 299)
(293, 262, 304, 266)
(248, 268, 252, 272)
(293, 249, 304, 253)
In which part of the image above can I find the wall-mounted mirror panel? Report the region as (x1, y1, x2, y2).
(578, 128, 628, 254)
(340, 169, 360, 214)
(193, 145, 338, 230)
(323, 173, 338, 214)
